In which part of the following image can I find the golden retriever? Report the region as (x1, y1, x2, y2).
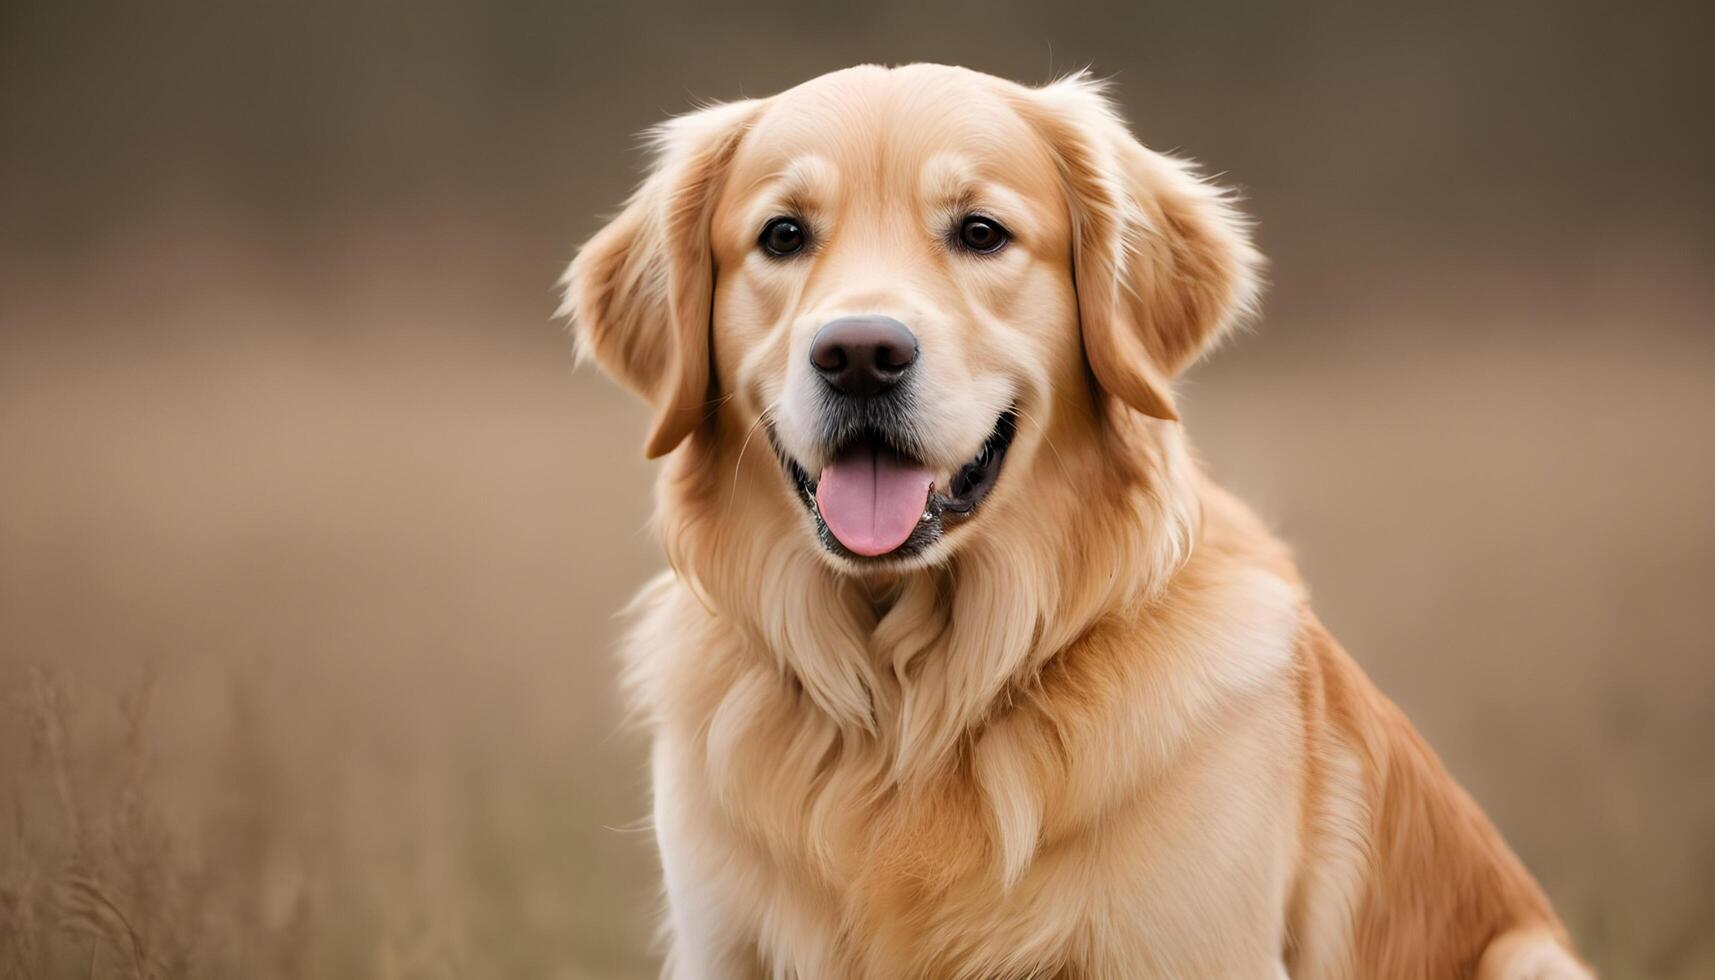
(563, 64, 1589, 980)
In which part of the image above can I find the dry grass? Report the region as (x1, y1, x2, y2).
(1, 299, 1711, 977)
(5, 667, 314, 980)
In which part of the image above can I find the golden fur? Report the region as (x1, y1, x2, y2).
(564, 64, 1588, 979)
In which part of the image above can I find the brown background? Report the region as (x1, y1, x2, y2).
(3, 3, 1712, 977)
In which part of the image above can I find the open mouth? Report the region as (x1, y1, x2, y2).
(770, 410, 1018, 561)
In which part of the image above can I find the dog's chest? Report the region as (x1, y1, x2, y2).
(690, 708, 1295, 979)
(644, 569, 1307, 976)
(688, 702, 1068, 974)
(719, 782, 1289, 979)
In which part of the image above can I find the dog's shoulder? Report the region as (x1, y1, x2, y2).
(614, 571, 738, 730)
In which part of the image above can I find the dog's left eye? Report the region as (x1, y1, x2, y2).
(956, 215, 1010, 254)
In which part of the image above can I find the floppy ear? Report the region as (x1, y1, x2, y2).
(560, 99, 764, 458)
(1015, 75, 1263, 421)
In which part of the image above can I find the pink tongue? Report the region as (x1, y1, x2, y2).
(815, 447, 933, 557)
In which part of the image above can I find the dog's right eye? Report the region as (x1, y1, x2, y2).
(759, 218, 808, 257)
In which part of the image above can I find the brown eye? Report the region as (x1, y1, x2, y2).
(760, 217, 807, 257)
(957, 215, 1009, 253)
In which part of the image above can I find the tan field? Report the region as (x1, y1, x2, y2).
(3, 3, 1712, 977)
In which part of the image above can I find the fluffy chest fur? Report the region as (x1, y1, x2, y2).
(626, 546, 1308, 979)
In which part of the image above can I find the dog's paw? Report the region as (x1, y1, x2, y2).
(1477, 928, 1595, 980)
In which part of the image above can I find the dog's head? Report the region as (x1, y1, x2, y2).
(565, 65, 1260, 573)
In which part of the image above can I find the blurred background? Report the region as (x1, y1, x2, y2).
(2, 3, 1711, 977)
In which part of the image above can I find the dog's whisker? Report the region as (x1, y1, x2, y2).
(727, 400, 780, 521)
(1011, 407, 1071, 487)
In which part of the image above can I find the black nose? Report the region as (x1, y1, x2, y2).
(809, 316, 919, 397)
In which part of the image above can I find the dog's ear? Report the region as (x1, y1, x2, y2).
(560, 99, 765, 458)
(1014, 75, 1263, 421)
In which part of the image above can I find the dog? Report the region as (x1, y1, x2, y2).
(563, 64, 1589, 979)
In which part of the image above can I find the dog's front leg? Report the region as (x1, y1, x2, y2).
(656, 853, 760, 980)
(652, 740, 761, 980)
